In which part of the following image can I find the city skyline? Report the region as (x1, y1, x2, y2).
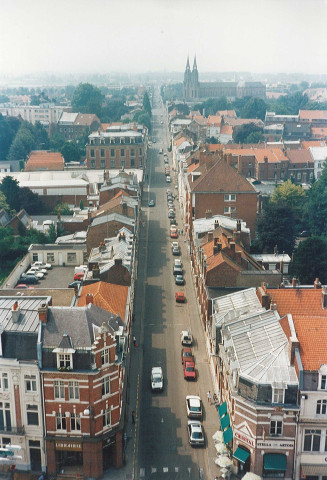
(0, 0, 327, 78)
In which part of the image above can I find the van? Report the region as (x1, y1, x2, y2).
(74, 265, 87, 275)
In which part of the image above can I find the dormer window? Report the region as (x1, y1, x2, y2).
(272, 388, 284, 404)
(58, 353, 72, 370)
(318, 366, 327, 390)
(53, 333, 75, 371)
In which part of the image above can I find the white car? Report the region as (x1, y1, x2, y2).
(166, 176, 171, 183)
(171, 241, 179, 251)
(181, 330, 193, 346)
(33, 261, 52, 270)
(151, 367, 163, 392)
(29, 266, 47, 275)
(186, 396, 202, 419)
(26, 270, 44, 279)
(174, 259, 182, 268)
(187, 420, 205, 446)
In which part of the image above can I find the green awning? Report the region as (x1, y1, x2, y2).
(220, 413, 230, 431)
(223, 426, 233, 444)
(233, 447, 250, 464)
(218, 401, 227, 418)
(264, 454, 287, 471)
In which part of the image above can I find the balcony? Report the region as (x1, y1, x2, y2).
(0, 426, 25, 435)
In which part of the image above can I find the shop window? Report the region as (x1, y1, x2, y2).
(304, 429, 321, 451)
(47, 253, 54, 263)
(67, 252, 76, 263)
(56, 413, 66, 431)
(269, 419, 282, 436)
(70, 413, 81, 431)
(25, 375, 37, 393)
(0, 438, 10, 448)
(0, 374, 8, 391)
(68, 381, 79, 400)
(103, 408, 111, 427)
(316, 399, 327, 415)
(26, 405, 39, 426)
(102, 376, 110, 396)
(54, 381, 65, 399)
(101, 348, 110, 366)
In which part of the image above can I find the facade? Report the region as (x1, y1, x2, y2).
(183, 57, 266, 100)
(86, 125, 147, 170)
(309, 146, 327, 179)
(0, 104, 69, 130)
(56, 113, 101, 141)
(29, 244, 86, 267)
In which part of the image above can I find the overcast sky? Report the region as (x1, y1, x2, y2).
(0, 0, 327, 76)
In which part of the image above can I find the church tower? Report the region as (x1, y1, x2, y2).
(183, 56, 191, 99)
(191, 56, 199, 99)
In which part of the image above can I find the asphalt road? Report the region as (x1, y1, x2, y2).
(134, 94, 216, 480)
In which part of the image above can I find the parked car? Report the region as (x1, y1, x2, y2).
(181, 330, 193, 346)
(183, 361, 196, 380)
(68, 280, 82, 289)
(181, 347, 194, 365)
(174, 259, 182, 268)
(29, 266, 47, 275)
(173, 266, 183, 276)
(159, 148, 163, 154)
(32, 261, 52, 269)
(175, 291, 185, 303)
(175, 274, 184, 285)
(171, 241, 179, 250)
(20, 274, 38, 284)
(170, 218, 177, 226)
(149, 200, 155, 207)
(151, 367, 163, 392)
(168, 211, 175, 219)
(186, 396, 202, 419)
(166, 176, 171, 183)
(172, 246, 180, 256)
(170, 230, 178, 239)
(26, 269, 44, 279)
(74, 272, 85, 281)
(187, 420, 205, 446)
(15, 284, 35, 289)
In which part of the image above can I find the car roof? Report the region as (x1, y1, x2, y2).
(185, 361, 195, 367)
(186, 396, 201, 407)
(188, 420, 202, 428)
(151, 367, 162, 375)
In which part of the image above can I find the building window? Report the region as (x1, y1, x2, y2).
(47, 253, 54, 263)
(121, 159, 125, 167)
(269, 420, 282, 436)
(91, 160, 95, 169)
(304, 429, 321, 451)
(131, 159, 135, 167)
(297, 172, 301, 180)
(100, 159, 105, 169)
(100, 149, 105, 158)
(25, 375, 37, 393)
(54, 381, 65, 399)
(224, 194, 236, 202)
(26, 405, 39, 426)
(131, 149, 135, 157)
(103, 408, 111, 427)
(139, 148, 142, 156)
(316, 399, 327, 415)
(90, 149, 95, 157)
(101, 348, 110, 366)
(57, 354, 72, 370)
(70, 413, 81, 431)
(272, 388, 284, 404)
(102, 376, 110, 396)
(0, 403, 11, 431)
(56, 413, 66, 431)
(0, 438, 10, 448)
(320, 374, 327, 390)
(110, 149, 115, 157)
(121, 149, 125, 157)
(68, 381, 79, 400)
(224, 206, 236, 214)
(110, 159, 115, 168)
(32, 253, 38, 262)
(0, 374, 8, 391)
(67, 252, 76, 263)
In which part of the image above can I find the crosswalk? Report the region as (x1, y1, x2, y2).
(137, 465, 204, 479)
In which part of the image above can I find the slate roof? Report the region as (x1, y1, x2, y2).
(0, 296, 51, 333)
(75, 113, 100, 126)
(90, 212, 135, 228)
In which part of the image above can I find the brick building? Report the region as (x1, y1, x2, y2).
(40, 302, 128, 478)
(56, 113, 101, 141)
(86, 213, 135, 253)
(25, 151, 65, 172)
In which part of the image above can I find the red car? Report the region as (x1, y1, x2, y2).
(175, 291, 185, 303)
(184, 361, 196, 380)
(74, 272, 85, 281)
(170, 231, 178, 238)
(181, 347, 194, 366)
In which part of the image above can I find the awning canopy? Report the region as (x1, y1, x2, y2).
(264, 454, 287, 471)
(233, 447, 250, 464)
(220, 413, 230, 431)
(223, 426, 233, 444)
(218, 401, 227, 418)
(301, 464, 327, 475)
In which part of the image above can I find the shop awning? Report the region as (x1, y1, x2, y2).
(301, 464, 327, 475)
(218, 401, 227, 418)
(223, 426, 233, 444)
(220, 413, 230, 431)
(233, 447, 250, 464)
(264, 454, 287, 471)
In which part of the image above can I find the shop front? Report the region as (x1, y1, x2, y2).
(262, 453, 287, 478)
(55, 440, 83, 476)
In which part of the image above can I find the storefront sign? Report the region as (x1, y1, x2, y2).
(55, 441, 82, 451)
(257, 440, 294, 449)
(234, 431, 255, 448)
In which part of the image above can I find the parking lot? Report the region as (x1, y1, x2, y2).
(29, 266, 76, 289)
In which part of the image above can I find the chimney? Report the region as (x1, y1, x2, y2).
(233, 230, 241, 245)
(86, 293, 94, 305)
(291, 277, 298, 288)
(322, 287, 327, 309)
(314, 278, 322, 289)
(205, 209, 212, 219)
(122, 202, 128, 215)
(264, 156, 268, 163)
(237, 219, 241, 232)
(115, 258, 123, 266)
(93, 264, 100, 278)
(230, 242, 236, 252)
(207, 232, 214, 243)
(235, 251, 242, 264)
(271, 302, 277, 311)
(38, 303, 48, 324)
(12, 302, 21, 324)
(288, 337, 300, 365)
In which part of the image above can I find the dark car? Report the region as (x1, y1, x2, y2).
(149, 200, 155, 207)
(20, 274, 38, 284)
(173, 266, 183, 276)
(170, 218, 177, 226)
(175, 274, 184, 285)
(168, 212, 175, 219)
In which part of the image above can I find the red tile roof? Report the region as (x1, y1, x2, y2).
(217, 110, 237, 118)
(78, 281, 128, 321)
(302, 140, 327, 149)
(312, 127, 327, 137)
(299, 110, 327, 121)
(268, 288, 327, 317)
(207, 115, 222, 127)
(25, 151, 64, 171)
(220, 125, 233, 135)
(286, 149, 313, 164)
(225, 147, 287, 163)
(208, 144, 224, 152)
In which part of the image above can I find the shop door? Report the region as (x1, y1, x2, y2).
(30, 447, 41, 471)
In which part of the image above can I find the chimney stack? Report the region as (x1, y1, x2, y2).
(322, 287, 327, 309)
(314, 278, 322, 289)
(122, 203, 128, 215)
(38, 303, 48, 324)
(205, 209, 212, 219)
(291, 277, 298, 288)
(12, 301, 21, 324)
(230, 242, 236, 252)
(288, 337, 300, 365)
(86, 293, 94, 305)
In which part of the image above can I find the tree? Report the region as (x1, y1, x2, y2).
(0, 114, 21, 160)
(61, 142, 81, 163)
(240, 97, 268, 120)
(291, 236, 327, 284)
(142, 91, 152, 117)
(79, 199, 84, 210)
(245, 131, 264, 144)
(33, 122, 50, 150)
(47, 223, 57, 243)
(71, 83, 103, 117)
(270, 180, 306, 215)
(175, 103, 190, 116)
(18, 187, 46, 214)
(0, 192, 9, 211)
(306, 166, 327, 235)
(0, 176, 20, 211)
(53, 202, 73, 216)
(256, 203, 297, 254)
(234, 123, 263, 144)
(136, 112, 151, 132)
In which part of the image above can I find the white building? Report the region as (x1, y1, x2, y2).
(309, 146, 327, 179)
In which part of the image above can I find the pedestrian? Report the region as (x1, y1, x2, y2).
(213, 393, 218, 403)
(38, 474, 45, 480)
(181, 229, 184, 235)
(131, 410, 135, 424)
(133, 336, 137, 347)
(207, 391, 211, 404)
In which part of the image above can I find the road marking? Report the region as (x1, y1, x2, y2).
(151, 467, 157, 474)
(139, 467, 145, 477)
(163, 467, 169, 473)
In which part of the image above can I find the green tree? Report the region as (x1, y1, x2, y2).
(270, 180, 306, 215)
(79, 199, 84, 210)
(0, 114, 21, 159)
(135, 112, 151, 132)
(0, 176, 20, 211)
(143, 91, 152, 117)
(53, 202, 73, 216)
(306, 166, 327, 235)
(71, 83, 103, 117)
(49, 132, 66, 151)
(61, 142, 81, 163)
(245, 131, 264, 144)
(234, 123, 263, 144)
(240, 97, 267, 120)
(0, 192, 9, 211)
(256, 203, 296, 254)
(291, 236, 327, 284)
(47, 223, 57, 243)
(33, 121, 50, 149)
(18, 187, 46, 214)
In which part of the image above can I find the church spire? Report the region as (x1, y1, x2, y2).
(193, 55, 197, 70)
(186, 55, 190, 70)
